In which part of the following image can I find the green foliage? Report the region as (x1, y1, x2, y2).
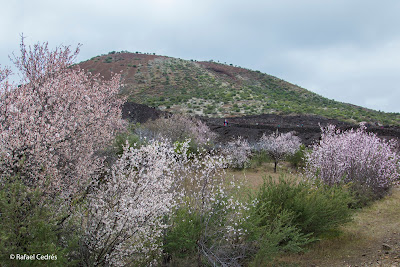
(249, 150, 271, 168)
(0, 175, 75, 266)
(164, 190, 246, 266)
(243, 176, 354, 264)
(245, 209, 314, 266)
(252, 176, 353, 238)
(163, 208, 203, 259)
(113, 123, 144, 155)
(287, 144, 307, 169)
(173, 140, 199, 156)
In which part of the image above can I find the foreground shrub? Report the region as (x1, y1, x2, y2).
(304, 124, 399, 205)
(245, 209, 313, 266)
(164, 191, 249, 266)
(243, 176, 353, 264)
(252, 176, 353, 237)
(0, 175, 75, 266)
(164, 144, 250, 266)
(163, 208, 203, 261)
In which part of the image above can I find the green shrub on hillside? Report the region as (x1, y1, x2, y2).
(245, 209, 313, 266)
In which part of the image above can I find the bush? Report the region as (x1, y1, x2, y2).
(164, 190, 248, 266)
(163, 146, 248, 266)
(0, 175, 76, 266)
(163, 208, 202, 260)
(243, 176, 353, 264)
(256, 176, 353, 236)
(287, 144, 307, 169)
(245, 209, 313, 266)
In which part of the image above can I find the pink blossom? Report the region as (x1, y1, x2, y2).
(222, 136, 252, 169)
(0, 38, 125, 196)
(304, 124, 399, 197)
(259, 130, 301, 172)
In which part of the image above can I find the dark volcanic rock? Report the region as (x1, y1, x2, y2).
(204, 115, 354, 146)
(122, 102, 167, 123)
(121, 102, 400, 147)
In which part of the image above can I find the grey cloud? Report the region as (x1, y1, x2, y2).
(1, 0, 400, 112)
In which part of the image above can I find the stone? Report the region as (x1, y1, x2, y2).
(382, 243, 392, 251)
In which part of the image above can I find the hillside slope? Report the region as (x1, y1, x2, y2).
(79, 52, 400, 126)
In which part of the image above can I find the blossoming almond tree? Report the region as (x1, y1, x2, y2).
(222, 136, 252, 169)
(304, 124, 399, 200)
(0, 38, 125, 196)
(81, 140, 179, 266)
(83, 137, 248, 266)
(259, 131, 301, 172)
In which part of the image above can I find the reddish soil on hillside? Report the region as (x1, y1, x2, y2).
(79, 53, 168, 80)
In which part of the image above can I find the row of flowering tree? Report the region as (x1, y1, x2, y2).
(0, 38, 248, 265)
(2, 37, 398, 265)
(220, 131, 302, 171)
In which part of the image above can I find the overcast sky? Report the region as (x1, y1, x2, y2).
(2, 0, 400, 113)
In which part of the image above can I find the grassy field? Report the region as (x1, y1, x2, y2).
(229, 163, 400, 266)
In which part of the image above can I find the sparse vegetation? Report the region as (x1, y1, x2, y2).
(78, 52, 400, 125)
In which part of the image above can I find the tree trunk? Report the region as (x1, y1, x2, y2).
(274, 161, 277, 173)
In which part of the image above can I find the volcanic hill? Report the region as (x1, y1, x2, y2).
(78, 51, 400, 126)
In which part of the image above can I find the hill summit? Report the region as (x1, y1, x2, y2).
(79, 51, 400, 126)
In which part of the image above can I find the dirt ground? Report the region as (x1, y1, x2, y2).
(232, 165, 400, 267)
(280, 185, 400, 267)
